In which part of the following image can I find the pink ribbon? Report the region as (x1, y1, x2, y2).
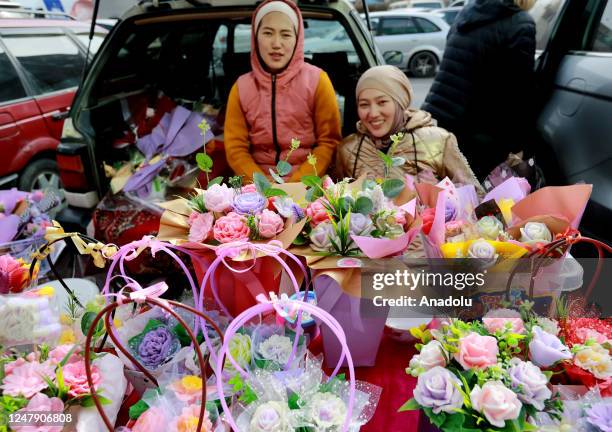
(105, 279, 170, 309)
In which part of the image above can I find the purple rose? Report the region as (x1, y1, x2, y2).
(507, 358, 551, 410)
(445, 200, 457, 222)
(586, 402, 612, 432)
(528, 326, 572, 368)
(137, 326, 178, 368)
(413, 366, 464, 414)
(233, 192, 267, 215)
(348, 213, 374, 236)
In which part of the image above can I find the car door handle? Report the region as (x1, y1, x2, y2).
(51, 111, 70, 121)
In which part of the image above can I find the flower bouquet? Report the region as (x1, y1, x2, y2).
(0, 188, 62, 278)
(401, 303, 567, 431)
(285, 146, 419, 366)
(215, 292, 381, 431)
(157, 139, 310, 317)
(559, 317, 612, 397)
(0, 344, 127, 431)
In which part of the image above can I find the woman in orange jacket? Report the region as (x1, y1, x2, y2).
(224, 0, 342, 183)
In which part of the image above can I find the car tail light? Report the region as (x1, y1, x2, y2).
(56, 142, 92, 192)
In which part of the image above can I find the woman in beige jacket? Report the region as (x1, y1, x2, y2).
(337, 65, 482, 192)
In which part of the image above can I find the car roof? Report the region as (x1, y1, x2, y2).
(369, 9, 443, 17)
(0, 18, 101, 30)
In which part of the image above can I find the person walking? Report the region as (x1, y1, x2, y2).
(422, 0, 537, 180)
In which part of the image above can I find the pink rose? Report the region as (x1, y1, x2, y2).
(4, 358, 27, 375)
(322, 176, 335, 190)
(204, 184, 233, 213)
(49, 345, 81, 365)
(1, 361, 54, 398)
(455, 332, 499, 370)
(188, 212, 214, 243)
(242, 184, 257, 194)
(257, 209, 284, 239)
(395, 209, 407, 226)
(12, 393, 65, 432)
(63, 361, 101, 398)
(483, 309, 526, 335)
(306, 199, 330, 227)
(470, 381, 522, 428)
(213, 212, 250, 243)
(132, 407, 169, 432)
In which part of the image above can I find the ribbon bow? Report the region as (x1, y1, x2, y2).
(256, 292, 296, 322)
(35, 221, 117, 268)
(107, 280, 170, 308)
(214, 240, 284, 273)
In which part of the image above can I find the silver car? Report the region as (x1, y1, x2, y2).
(367, 10, 449, 77)
(535, 0, 612, 242)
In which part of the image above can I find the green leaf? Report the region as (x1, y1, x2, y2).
(392, 156, 406, 167)
(292, 233, 309, 246)
(301, 175, 322, 189)
(382, 178, 405, 198)
(288, 393, 301, 410)
(208, 176, 223, 186)
(264, 188, 287, 198)
(378, 151, 393, 166)
(196, 153, 213, 172)
(276, 160, 292, 177)
(441, 413, 465, 430)
(354, 196, 373, 215)
(58, 345, 79, 367)
(129, 399, 150, 420)
(253, 172, 271, 195)
(80, 311, 104, 337)
(269, 168, 285, 184)
(305, 186, 323, 202)
(173, 323, 192, 346)
(398, 398, 420, 412)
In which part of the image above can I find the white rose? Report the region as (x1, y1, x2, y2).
(408, 340, 447, 375)
(250, 401, 291, 432)
(574, 344, 612, 380)
(308, 392, 347, 429)
(348, 213, 374, 236)
(520, 222, 552, 245)
(309, 222, 336, 252)
(476, 216, 504, 240)
(259, 334, 293, 365)
(204, 183, 234, 212)
(536, 317, 560, 336)
(470, 381, 522, 428)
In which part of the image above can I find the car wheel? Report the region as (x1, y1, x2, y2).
(18, 158, 63, 196)
(409, 52, 438, 78)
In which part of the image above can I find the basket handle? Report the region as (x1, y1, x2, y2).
(505, 233, 612, 302)
(216, 297, 356, 432)
(84, 296, 223, 431)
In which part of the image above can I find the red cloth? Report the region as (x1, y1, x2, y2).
(311, 329, 420, 432)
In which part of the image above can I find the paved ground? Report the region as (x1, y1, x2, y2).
(409, 76, 434, 109)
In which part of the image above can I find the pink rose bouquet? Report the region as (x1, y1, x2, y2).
(402, 307, 564, 430)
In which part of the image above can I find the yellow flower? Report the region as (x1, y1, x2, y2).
(37, 286, 55, 297)
(181, 376, 203, 392)
(59, 328, 76, 344)
(575, 344, 612, 379)
(113, 318, 123, 329)
(60, 313, 74, 325)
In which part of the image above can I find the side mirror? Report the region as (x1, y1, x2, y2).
(383, 50, 404, 65)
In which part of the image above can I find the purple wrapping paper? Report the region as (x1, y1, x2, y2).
(0, 214, 21, 243)
(314, 274, 389, 367)
(0, 189, 28, 215)
(127, 106, 215, 196)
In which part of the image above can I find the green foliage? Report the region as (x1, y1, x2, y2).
(354, 196, 373, 215)
(129, 399, 150, 420)
(319, 373, 345, 393)
(208, 176, 224, 186)
(381, 178, 405, 198)
(196, 153, 213, 173)
(264, 188, 287, 198)
(398, 398, 420, 412)
(253, 173, 271, 195)
(80, 311, 104, 339)
(276, 160, 292, 177)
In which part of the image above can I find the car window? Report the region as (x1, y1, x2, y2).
(0, 44, 27, 103)
(591, 0, 612, 52)
(2, 33, 85, 94)
(234, 24, 252, 53)
(414, 17, 440, 32)
(529, 0, 568, 51)
(380, 17, 420, 35)
(413, 2, 443, 8)
(74, 32, 106, 54)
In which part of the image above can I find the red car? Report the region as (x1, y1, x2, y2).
(0, 17, 106, 191)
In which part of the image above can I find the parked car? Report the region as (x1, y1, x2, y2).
(0, 17, 106, 193)
(434, 6, 462, 25)
(368, 10, 449, 77)
(389, 0, 444, 10)
(533, 0, 612, 243)
(55, 0, 382, 231)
